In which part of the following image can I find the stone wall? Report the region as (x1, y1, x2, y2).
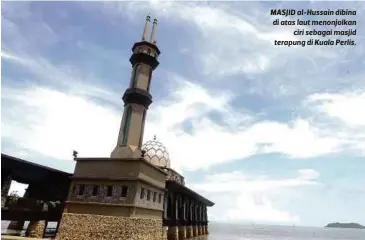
(27, 221, 45, 238)
(56, 213, 165, 240)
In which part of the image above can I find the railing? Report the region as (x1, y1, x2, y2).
(1, 227, 58, 238)
(166, 170, 185, 185)
(4, 197, 63, 213)
(44, 227, 58, 238)
(5, 197, 42, 211)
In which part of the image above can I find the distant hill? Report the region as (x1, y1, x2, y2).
(325, 222, 365, 229)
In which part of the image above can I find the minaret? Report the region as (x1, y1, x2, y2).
(56, 17, 168, 240)
(111, 15, 161, 159)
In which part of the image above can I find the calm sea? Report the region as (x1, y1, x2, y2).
(206, 222, 365, 240)
(2, 221, 365, 239)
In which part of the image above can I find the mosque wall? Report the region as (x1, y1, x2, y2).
(66, 203, 132, 216)
(140, 160, 168, 185)
(68, 181, 137, 205)
(135, 181, 165, 210)
(134, 207, 163, 219)
(56, 213, 164, 240)
(73, 159, 140, 179)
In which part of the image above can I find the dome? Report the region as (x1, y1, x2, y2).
(142, 136, 170, 168)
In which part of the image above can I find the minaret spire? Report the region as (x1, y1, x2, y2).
(142, 15, 151, 41)
(150, 18, 158, 44)
(110, 17, 161, 159)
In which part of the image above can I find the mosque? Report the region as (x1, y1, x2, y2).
(54, 16, 215, 240)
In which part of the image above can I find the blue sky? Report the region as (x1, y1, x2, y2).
(1, 1, 365, 227)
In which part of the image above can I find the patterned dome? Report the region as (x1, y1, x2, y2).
(142, 136, 170, 168)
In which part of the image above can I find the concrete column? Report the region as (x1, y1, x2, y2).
(163, 194, 168, 220)
(178, 226, 186, 240)
(199, 205, 202, 223)
(197, 205, 202, 235)
(167, 226, 178, 240)
(174, 194, 178, 220)
(206, 206, 208, 222)
(198, 225, 203, 235)
(192, 225, 198, 237)
(204, 205, 209, 234)
(185, 225, 193, 238)
(194, 204, 198, 221)
(181, 197, 186, 221)
(185, 200, 189, 223)
(162, 226, 168, 239)
(26, 220, 46, 238)
(189, 202, 193, 222)
(55, 221, 61, 236)
(201, 224, 206, 235)
(8, 187, 30, 231)
(1, 175, 12, 208)
(7, 220, 24, 231)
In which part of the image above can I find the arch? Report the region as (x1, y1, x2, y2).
(167, 194, 173, 219)
(178, 196, 185, 220)
(121, 106, 132, 145)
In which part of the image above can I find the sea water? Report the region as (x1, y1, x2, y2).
(206, 222, 365, 240)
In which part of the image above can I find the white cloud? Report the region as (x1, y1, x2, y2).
(304, 91, 365, 155)
(308, 91, 365, 127)
(2, 52, 360, 172)
(2, 86, 120, 160)
(2, 1, 364, 173)
(99, 1, 341, 80)
(189, 169, 320, 223)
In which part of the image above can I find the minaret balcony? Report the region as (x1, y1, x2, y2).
(122, 88, 153, 108)
(129, 52, 159, 70)
(132, 41, 161, 55)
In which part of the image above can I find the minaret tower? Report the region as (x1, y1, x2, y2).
(111, 15, 161, 159)
(56, 17, 168, 240)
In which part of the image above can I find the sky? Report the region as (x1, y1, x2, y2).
(1, 1, 365, 227)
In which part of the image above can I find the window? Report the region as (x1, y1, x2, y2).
(121, 186, 128, 198)
(92, 185, 99, 196)
(158, 193, 162, 203)
(153, 192, 157, 202)
(147, 190, 151, 201)
(78, 184, 85, 196)
(106, 186, 113, 197)
(140, 188, 145, 199)
(147, 48, 151, 55)
(121, 106, 132, 145)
